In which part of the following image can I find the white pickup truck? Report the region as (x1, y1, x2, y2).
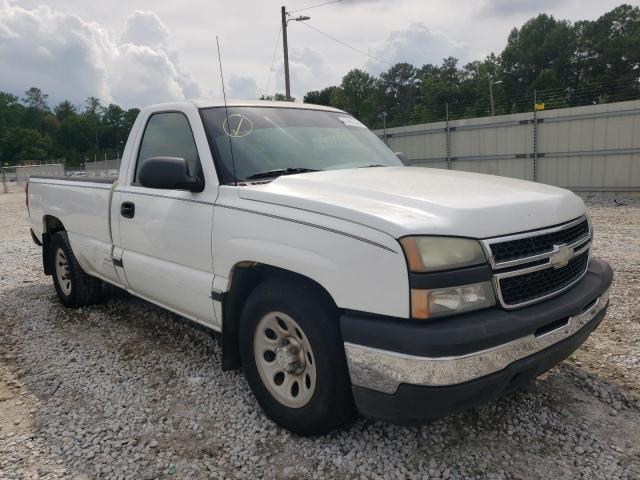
(27, 100, 613, 435)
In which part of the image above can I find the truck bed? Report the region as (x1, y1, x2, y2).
(28, 175, 119, 286)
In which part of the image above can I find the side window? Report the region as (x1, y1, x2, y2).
(135, 112, 201, 184)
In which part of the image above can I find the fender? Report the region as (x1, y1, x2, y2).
(212, 198, 410, 320)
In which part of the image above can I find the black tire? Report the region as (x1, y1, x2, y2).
(238, 277, 356, 436)
(50, 231, 104, 308)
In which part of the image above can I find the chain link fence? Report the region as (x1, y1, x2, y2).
(369, 77, 640, 132)
(2, 159, 121, 194)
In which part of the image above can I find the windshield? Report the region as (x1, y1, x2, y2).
(200, 106, 402, 183)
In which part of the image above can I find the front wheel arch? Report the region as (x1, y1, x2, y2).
(237, 275, 355, 435)
(220, 263, 338, 371)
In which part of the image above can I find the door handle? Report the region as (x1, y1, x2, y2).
(121, 201, 135, 218)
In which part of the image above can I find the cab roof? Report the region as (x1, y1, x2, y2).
(191, 99, 346, 113)
(141, 99, 346, 114)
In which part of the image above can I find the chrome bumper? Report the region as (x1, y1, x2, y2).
(344, 289, 609, 394)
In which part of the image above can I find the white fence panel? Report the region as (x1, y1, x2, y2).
(375, 100, 640, 192)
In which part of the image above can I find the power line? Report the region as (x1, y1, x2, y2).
(537, 82, 639, 100)
(289, 0, 343, 14)
(263, 24, 282, 97)
(299, 21, 390, 66)
(526, 76, 639, 96)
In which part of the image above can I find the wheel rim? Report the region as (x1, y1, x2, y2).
(54, 248, 72, 296)
(253, 311, 317, 408)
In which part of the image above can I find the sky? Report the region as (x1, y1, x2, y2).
(0, 0, 637, 108)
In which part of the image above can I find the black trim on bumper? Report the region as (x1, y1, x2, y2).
(341, 258, 613, 357)
(352, 304, 608, 424)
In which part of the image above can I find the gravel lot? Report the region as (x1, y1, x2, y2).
(1, 189, 639, 480)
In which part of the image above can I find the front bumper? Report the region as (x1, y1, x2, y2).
(341, 258, 613, 423)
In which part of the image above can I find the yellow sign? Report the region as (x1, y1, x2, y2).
(535, 102, 545, 111)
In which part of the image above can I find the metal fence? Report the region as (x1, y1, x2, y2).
(1, 164, 65, 193)
(2, 160, 120, 193)
(375, 99, 640, 192)
(84, 158, 121, 176)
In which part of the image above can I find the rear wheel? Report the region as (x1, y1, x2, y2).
(239, 277, 355, 436)
(51, 231, 104, 308)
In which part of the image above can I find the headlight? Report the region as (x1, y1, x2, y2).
(400, 236, 494, 319)
(399, 236, 487, 272)
(410, 282, 496, 319)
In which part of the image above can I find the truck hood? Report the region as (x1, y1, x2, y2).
(238, 167, 585, 239)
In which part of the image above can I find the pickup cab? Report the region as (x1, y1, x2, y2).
(27, 100, 613, 435)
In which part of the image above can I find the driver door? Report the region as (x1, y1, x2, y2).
(116, 110, 216, 326)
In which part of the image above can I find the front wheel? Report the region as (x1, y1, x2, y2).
(238, 277, 355, 436)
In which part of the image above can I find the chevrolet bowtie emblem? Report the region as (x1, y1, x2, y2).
(550, 244, 573, 268)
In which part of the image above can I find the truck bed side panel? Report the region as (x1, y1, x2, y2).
(28, 179, 121, 286)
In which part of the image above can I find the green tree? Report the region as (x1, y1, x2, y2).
(54, 100, 77, 121)
(499, 14, 577, 110)
(302, 5, 640, 127)
(2, 127, 52, 161)
(378, 63, 420, 126)
(102, 103, 124, 150)
(574, 4, 640, 103)
(23, 87, 50, 112)
(82, 96, 103, 154)
(331, 69, 378, 124)
(303, 86, 341, 106)
(0, 91, 139, 165)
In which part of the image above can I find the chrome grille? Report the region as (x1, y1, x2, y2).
(490, 219, 589, 263)
(499, 250, 589, 306)
(482, 216, 592, 309)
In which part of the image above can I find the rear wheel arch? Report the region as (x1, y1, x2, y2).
(43, 215, 66, 235)
(220, 262, 338, 371)
(42, 216, 66, 275)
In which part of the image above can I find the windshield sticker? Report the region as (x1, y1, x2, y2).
(223, 114, 254, 138)
(338, 116, 366, 128)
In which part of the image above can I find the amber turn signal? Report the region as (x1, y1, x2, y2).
(410, 289, 430, 320)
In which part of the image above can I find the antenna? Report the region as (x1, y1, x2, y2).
(216, 36, 238, 186)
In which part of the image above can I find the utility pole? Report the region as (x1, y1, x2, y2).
(445, 102, 451, 170)
(281, 6, 291, 101)
(281, 6, 310, 101)
(381, 112, 387, 144)
(489, 79, 502, 116)
(533, 89, 538, 182)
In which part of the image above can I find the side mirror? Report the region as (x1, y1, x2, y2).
(138, 157, 204, 192)
(395, 152, 410, 166)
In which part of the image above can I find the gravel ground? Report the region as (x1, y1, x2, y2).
(1, 189, 639, 480)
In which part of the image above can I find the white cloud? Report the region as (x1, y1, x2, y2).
(0, 2, 199, 107)
(228, 75, 259, 100)
(367, 22, 470, 74)
(274, 46, 333, 100)
(480, 0, 567, 17)
(0, 0, 626, 105)
(109, 45, 185, 107)
(120, 10, 169, 49)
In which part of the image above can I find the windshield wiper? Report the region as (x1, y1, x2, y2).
(246, 167, 323, 180)
(358, 164, 387, 168)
